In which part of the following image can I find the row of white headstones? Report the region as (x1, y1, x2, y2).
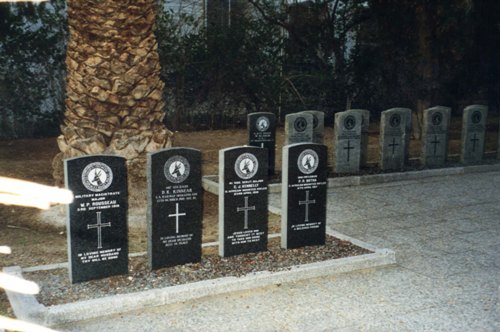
(255, 104, 490, 172)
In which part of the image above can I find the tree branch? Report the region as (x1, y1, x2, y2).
(246, 0, 290, 30)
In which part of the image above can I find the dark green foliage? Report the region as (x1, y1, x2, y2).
(349, 0, 500, 117)
(281, 0, 370, 122)
(0, 1, 67, 139)
(156, 1, 285, 130)
(1, 0, 498, 137)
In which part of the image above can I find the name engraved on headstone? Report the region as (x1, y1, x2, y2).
(422, 106, 451, 167)
(334, 110, 362, 173)
(148, 148, 202, 270)
(64, 155, 128, 283)
(219, 146, 268, 257)
(285, 112, 314, 145)
(248, 112, 277, 175)
(461, 105, 488, 164)
(281, 143, 327, 249)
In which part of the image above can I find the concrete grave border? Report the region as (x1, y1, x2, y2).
(4, 228, 395, 327)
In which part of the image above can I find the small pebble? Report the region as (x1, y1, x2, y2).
(28, 236, 370, 306)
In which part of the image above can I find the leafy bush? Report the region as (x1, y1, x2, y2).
(0, 1, 67, 139)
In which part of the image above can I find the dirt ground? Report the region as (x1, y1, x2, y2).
(1, 118, 499, 316)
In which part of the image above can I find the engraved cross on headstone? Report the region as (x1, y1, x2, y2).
(299, 190, 316, 222)
(389, 137, 399, 156)
(168, 203, 186, 234)
(470, 133, 479, 152)
(87, 211, 111, 249)
(430, 135, 440, 155)
(344, 140, 354, 162)
(237, 196, 255, 229)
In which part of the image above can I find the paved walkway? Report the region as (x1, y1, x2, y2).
(58, 171, 499, 331)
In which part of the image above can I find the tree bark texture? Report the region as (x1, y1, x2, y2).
(53, 0, 173, 187)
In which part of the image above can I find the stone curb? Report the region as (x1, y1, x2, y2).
(202, 163, 500, 195)
(4, 229, 395, 327)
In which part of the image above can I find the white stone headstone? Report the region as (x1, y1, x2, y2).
(334, 110, 362, 173)
(302, 110, 325, 144)
(421, 106, 451, 167)
(379, 108, 411, 171)
(461, 105, 488, 164)
(284, 112, 313, 145)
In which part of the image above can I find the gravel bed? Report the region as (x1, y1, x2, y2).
(28, 236, 371, 306)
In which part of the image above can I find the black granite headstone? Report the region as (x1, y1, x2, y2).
(248, 112, 276, 176)
(64, 155, 128, 283)
(219, 146, 268, 257)
(281, 143, 327, 249)
(147, 148, 202, 270)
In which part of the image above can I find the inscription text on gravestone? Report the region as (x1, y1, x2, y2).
(65, 155, 128, 283)
(281, 143, 327, 249)
(219, 147, 268, 257)
(148, 148, 202, 270)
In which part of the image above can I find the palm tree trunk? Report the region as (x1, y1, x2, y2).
(53, 0, 173, 189)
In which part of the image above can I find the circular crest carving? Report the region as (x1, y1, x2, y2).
(312, 114, 319, 129)
(297, 149, 319, 174)
(82, 162, 113, 192)
(164, 155, 190, 183)
(235, 153, 259, 179)
(344, 115, 356, 130)
(294, 117, 307, 132)
(471, 110, 482, 124)
(256, 116, 270, 132)
(431, 112, 443, 126)
(389, 114, 401, 128)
